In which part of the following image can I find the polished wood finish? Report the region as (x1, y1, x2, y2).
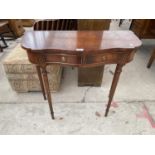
(22, 30, 141, 119)
(22, 31, 140, 52)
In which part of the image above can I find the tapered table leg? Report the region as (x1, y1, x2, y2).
(147, 50, 155, 68)
(42, 66, 55, 119)
(105, 64, 123, 117)
(36, 66, 46, 100)
(0, 44, 3, 52)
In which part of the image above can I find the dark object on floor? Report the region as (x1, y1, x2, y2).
(147, 49, 155, 68)
(78, 66, 104, 86)
(95, 111, 101, 117)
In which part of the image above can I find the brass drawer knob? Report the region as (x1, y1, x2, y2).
(102, 56, 106, 61)
(61, 56, 66, 62)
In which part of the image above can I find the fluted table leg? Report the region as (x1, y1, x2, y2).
(105, 64, 123, 117)
(36, 65, 46, 100)
(41, 66, 55, 119)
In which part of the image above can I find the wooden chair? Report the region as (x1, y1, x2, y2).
(147, 49, 155, 68)
(33, 19, 77, 30)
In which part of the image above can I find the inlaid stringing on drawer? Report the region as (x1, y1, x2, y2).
(45, 54, 81, 64)
(85, 53, 120, 64)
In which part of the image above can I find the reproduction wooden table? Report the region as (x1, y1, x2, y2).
(22, 30, 142, 119)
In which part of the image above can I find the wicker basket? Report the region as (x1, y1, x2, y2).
(3, 44, 62, 92)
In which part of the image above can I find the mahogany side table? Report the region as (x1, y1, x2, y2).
(22, 30, 142, 119)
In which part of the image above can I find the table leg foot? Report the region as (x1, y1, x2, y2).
(51, 113, 55, 120)
(105, 109, 109, 117)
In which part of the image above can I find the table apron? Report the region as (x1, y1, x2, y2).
(26, 51, 135, 67)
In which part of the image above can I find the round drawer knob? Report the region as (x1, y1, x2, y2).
(61, 56, 66, 62)
(102, 56, 106, 61)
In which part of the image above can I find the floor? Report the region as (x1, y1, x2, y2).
(0, 20, 155, 134)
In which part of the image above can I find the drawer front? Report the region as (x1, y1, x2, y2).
(85, 53, 120, 64)
(45, 54, 81, 65)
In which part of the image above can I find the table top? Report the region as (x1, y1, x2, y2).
(22, 30, 142, 53)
